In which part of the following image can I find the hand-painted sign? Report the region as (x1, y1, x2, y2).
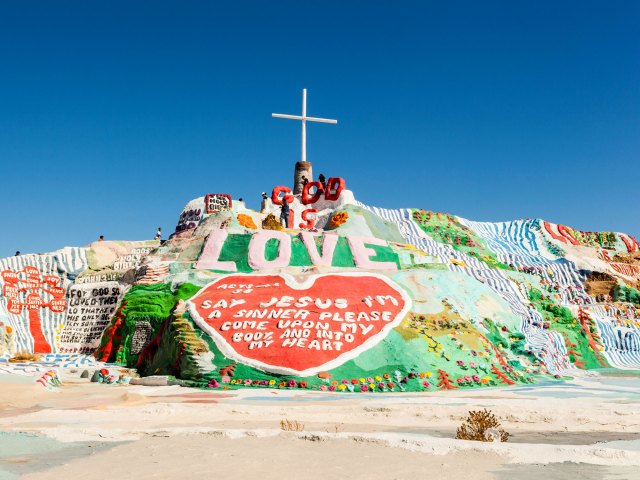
(0, 266, 66, 353)
(188, 273, 411, 376)
(205, 194, 232, 214)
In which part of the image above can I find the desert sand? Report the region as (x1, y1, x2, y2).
(1, 371, 640, 479)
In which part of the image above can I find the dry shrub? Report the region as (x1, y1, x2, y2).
(280, 419, 305, 432)
(9, 351, 43, 363)
(455, 409, 509, 442)
(325, 423, 343, 434)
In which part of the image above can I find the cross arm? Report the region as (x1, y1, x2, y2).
(305, 116, 337, 124)
(272, 113, 304, 120)
(272, 113, 337, 124)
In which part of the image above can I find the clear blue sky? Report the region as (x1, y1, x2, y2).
(0, 1, 638, 256)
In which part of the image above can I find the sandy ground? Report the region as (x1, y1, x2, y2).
(2, 371, 640, 479)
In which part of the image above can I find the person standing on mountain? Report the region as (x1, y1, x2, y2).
(318, 173, 326, 190)
(280, 200, 290, 228)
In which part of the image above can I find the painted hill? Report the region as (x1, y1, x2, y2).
(1, 178, 639, 393)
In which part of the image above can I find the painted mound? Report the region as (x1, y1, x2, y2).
(1, 179, 639, 393)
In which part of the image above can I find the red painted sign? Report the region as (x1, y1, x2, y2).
(3, 284, 19, 299)
(0, 266, 67, 353)
(188, 273, 411, 376)
(2, 271, 19, 283)
(7, 299, 22, 315)
(43, 276, 61, 287)
(49, 298, 67, 313)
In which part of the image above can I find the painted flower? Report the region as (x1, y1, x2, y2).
(359, 385, 368, 392)
(387, 382, 395, 389)
(419, 372, 426, 378)
(422, 381, 430, 388)
(426, 371, 433, 377)
(278, 381, 286, 388)
(221, 376, 231, 383)
(471, 350, 478, 357)
(383, 373, 390, 379)
(268, 379, 276, 386)
(456, 360, 465, 367)
(337, 384, 346, 391)
(319, 385, 328, 391)
(252, 380, 260, 385)
(329, 385, 337, 392)
(366, 377, 374, 383)
(347, 384, 355, 392)
(244, 379, 252, 385)
(329, 211, 349, 228)
(469, 362, 477, 369)
(374, 376, 382, 382)
(342, 379, 349, 385)
(351, 378, 359, 385)
(456, 377, 464, 384)
(378, 382, 385, 390)
(287, 379, 297, 388)
(463, 376, 472, 383)
(299, 381, 308, 389)
(481, 377, 490, 385)
(332, 380, 339, 386)
(359, 378, 366, 384)
(368, 383, 376, 390)
(472, 375, 480, 383)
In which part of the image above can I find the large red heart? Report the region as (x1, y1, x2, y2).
(188, 273, 411, 376)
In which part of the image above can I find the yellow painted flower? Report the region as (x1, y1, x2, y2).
(268, 379, 276, 386)
(359, 377, 366, 384)
(426, 371, 433, 377)
(374, 376, 382, 382)
(338, 384, 346, 391)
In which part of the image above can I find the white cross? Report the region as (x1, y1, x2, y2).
(272, 88, 337, 163)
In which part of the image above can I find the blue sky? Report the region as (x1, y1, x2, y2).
(0, 1, 638, 256)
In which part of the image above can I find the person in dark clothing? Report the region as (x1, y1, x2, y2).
(318, 173, 326, 189)
(280, 201, 290, 228)
(15, 251, 20, 256)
